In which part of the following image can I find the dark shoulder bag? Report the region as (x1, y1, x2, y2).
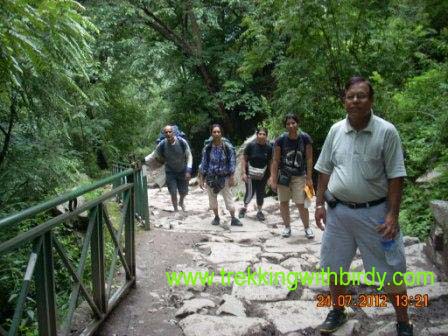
(277, 134, 301, 186)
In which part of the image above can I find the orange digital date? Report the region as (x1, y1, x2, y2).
(316, 294, 389, 308)
(316, 293, 430, 308)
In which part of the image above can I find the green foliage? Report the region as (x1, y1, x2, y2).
(400, 171, 448, 239)
(2, 0, 448, 331)
(386, 65, 448, 178)
(0, 0, 99, 210)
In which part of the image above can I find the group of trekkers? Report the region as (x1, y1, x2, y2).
(151, 114, 314, 239)
(146, 76, 413, 336)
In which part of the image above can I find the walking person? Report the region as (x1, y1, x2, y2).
(269, 114, 315, 238)
(239, 127, 272, 221)
(314, 76, 412, 335)
(153, 125, 192, 212)
(199, 124, 242, 226)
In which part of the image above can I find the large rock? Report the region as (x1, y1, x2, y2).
(222, 231, 273, 244)
(299, 253, 320, 271)
(175, 299, 216, 318)
(366, 322, 396, 336)
(214, 262, 251, 274)
(404, 242, 426, 256)
(421, 324, 448, 335)
(232, 283, 290, 301)
(405, 255, 440, 287)
(252, 262, 291, 276)
(408, 282, 448, 301)
(362, 305, 395, 318)
(261, 252, 285, 263)
(203, 242, 261, 264)
(280, 258, 303, 273)
(333, 319, 361, 336)
(257, 301, 334, 334)
(216, 294, 246, 317)
(299, 288, 319, 300)
(416, 168, 443, 183)
(179, 314, 273, 336)
(263, 236, 308, 255)
(403, 236, 420, 247)
(431, 200, 448, 230)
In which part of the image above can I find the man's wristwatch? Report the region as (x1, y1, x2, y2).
(316, 204, 324, 209)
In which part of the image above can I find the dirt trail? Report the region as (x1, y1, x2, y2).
(98, 185, 448, 336)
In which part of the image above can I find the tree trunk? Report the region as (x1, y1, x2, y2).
(0, 93, 17, 167)
(138, 4, 231, 130)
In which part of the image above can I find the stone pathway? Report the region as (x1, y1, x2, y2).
(101, 185, 448, 336)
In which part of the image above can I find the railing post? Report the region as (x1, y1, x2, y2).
(142, 175, 150, 230)
(134, 170, 141, 219)
(35, 231, 57, 336)
(91, 204, 107, 315)
(125, 174, 136, 287)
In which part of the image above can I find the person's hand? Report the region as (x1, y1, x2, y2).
(229, 175, 236, 187)
(306, 176, 313, 189)
(242, 173, 248, 183)
(315, 206, 326, 231)
(185, 172, 191, 182)
(377, 211, 399, 240)
(131, 161, 142, 170)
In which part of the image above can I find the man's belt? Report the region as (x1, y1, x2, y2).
(336, 197, 387, 209)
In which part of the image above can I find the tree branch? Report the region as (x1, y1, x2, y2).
(186, 0, 202, 57)
(140, 6, 193, 55)
(136, 2, 227, 122)
(0, 93, 17, 167)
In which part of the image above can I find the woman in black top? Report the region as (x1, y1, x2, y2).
(239, 127, 273, 221)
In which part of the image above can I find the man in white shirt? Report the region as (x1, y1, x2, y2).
(314, 77, 412, 336)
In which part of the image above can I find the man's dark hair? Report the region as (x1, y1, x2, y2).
(210, 123, 223, 134)
(256, 127, 268, 136)
(344, 76, 374, 98)
(283, 114, 299, 126)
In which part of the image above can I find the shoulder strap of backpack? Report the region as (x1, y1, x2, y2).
(178, 137, 187, 153)
(299, 132, 306, 159)
(280, 133, 287, 156)
(223, 142, 232, 167)
(160, 138, 167, 157)
(204, 143, 212, 167)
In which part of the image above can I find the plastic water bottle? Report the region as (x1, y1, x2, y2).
(378, 220, 402, 266)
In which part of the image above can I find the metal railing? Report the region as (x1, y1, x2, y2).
(0, 166, 149, 335)
(112, 163, 149, 230)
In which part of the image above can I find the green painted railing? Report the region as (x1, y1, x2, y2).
(0, 165, 149, 335)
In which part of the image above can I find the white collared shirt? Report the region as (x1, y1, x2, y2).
(315, 113, 406, 202)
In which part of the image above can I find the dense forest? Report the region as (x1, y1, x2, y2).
(2, 0, 448, 232)
(1, 0, 447, 331)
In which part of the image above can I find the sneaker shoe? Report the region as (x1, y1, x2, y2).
(305, 227, 315, 239)
(256, 211, 265, 221)
(238, 208, 247, 219)
(396, 322, 413, 336)
(231, 217, 243, 226)
(282, 227, 291, 238)
(318, 308, 348, 333)
(211, 216, 220, 226)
